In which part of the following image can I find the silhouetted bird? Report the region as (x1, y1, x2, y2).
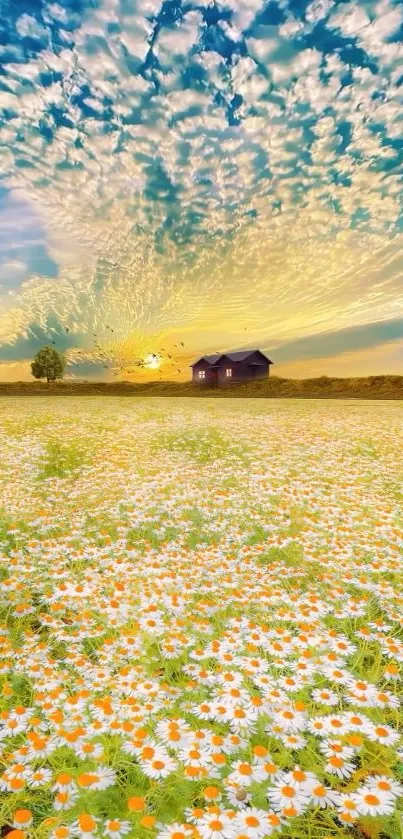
(66, 327, 69, 333)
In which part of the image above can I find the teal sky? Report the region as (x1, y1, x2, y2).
(0, 0, 402, 380)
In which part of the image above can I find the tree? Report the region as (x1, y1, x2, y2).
(31, 346, 66, 383)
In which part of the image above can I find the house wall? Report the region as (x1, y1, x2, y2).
(217, 354, 270, 385)
(192, 361, 216, 385)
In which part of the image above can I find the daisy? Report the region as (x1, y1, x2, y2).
(306, 717, 327, 736)
(27, 734, 57, 759)
(74, 740, 105, 760)
(235, 808, 272, 838)
(13, 809, 33, 830)
(353, 787, 396, 817)
(261, 812, 282, 835)
(366, 722, 400, 746)
(365, 774, 403, 798)
(103, 819, 131, 839)
(224, 781, 252, 809)
(141, 754, 177, 779)
(271, 708, 306, 733)
(225, 705, 258, 732)
(180, 745, 212, 769)
(311, 688, 338, 706)
(71, 814, 99, 839)
(222, 733, 247, 753)
(383, 662, 400, 680)
(184, 807, 206, 825)
(27, 767, 53, 787)
(50, 826, 72, 839)
(156, 825, 192, 839)
(83, 767, 116, 791)
(279, 733, 306, 750)
(268, 777, 310, 813)
(53, 790, 79, 811)
(324, 754, 355, 779)
(342, 712, 368, 731)
(0, 718, 26, 738)
(198, 811, 236, 839)
(203, 786, 222, 803)
(306, 782, 339, 808)
(323, 715, 348, 736)
(0, 772, 27, 793)
(320, 740, 355, 761)
(192, 703, 214, 721)
(372, 689, 400, 710)
(227, 761, 254, 786)
(283, 766, 317, 788)
(52, 773, 77, 793)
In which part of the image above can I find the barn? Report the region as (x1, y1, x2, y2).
(190, 350, 273, 386)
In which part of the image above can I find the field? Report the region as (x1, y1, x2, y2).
(0, 397, 402, 839)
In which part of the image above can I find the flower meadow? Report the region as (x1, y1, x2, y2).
(0, 396, 402, 839)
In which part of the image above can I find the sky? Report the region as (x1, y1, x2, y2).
(0, 0, 402, 382)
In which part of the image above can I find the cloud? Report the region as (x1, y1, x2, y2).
(275, 337, 403, 378)
(0, 0, 401, 379)
(272, 317, 403, 363)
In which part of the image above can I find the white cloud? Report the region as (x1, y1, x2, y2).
(328, 4, 370, 37)
(217, 0, 264, 30)
(278, 19, 304, 38)
(15, 14, 48, 40)
(246, 36, 279, 65)
(305, 0, 334, 23)
(153, 12, 204, 64)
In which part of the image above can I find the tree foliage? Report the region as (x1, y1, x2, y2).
(31, 345, 66, 383)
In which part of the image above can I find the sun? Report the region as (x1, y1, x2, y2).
(144, 353, 161, 370)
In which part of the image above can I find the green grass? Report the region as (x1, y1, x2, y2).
(38, 438, 90, 479)
(152, 426, 251, 465)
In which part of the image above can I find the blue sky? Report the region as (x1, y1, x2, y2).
(0, 0, 402, 379)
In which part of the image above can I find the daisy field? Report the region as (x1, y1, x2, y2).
(0, 397, 402, 839)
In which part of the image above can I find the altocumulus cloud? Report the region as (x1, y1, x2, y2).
(0, 0, 402, 378)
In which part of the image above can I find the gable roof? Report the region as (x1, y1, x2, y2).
(190, 349, 273, 367)
(224, 351, 261, 361)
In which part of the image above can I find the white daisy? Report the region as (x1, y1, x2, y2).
(353, 787, 396, 817)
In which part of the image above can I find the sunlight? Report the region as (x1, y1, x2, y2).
(144, 353, 161, 370)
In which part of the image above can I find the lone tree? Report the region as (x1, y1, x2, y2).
(31, 346, 66, 383)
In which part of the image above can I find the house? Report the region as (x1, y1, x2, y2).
(190, 350, 273, 386)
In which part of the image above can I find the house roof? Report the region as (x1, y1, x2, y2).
(190, 349, 273, 366)
(224, 351, 262, 361)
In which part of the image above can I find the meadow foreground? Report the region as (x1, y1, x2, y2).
(0, 397, 402, 839)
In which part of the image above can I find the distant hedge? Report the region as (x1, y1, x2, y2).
(0, 375, 402, 399)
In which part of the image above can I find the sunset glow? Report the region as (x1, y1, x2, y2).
(0, 0, 402, 381)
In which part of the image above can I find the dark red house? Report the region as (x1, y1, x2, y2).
(190, 350, 273, 386)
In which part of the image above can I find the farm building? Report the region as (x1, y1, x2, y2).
(190, 350, 273, 386)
